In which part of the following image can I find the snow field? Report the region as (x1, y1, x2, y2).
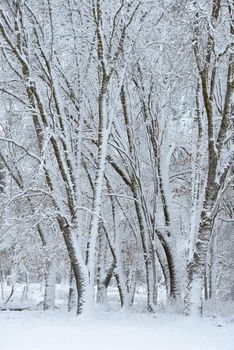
(0, 310, 234, 350)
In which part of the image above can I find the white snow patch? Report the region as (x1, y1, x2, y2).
(0, 310, 233, 350)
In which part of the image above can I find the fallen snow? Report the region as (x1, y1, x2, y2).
(0, 310, 233, 350)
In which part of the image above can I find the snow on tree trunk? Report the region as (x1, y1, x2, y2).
(43, 258, 57, 310)
(0, 260, 5, 301)
(68, 265, 77, 312)
(185, 208, 213, 316)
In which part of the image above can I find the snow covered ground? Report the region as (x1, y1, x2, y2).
(0, 284, 234, 350)
(0, 310, 234, 350)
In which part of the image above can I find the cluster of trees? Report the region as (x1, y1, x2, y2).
(0, 0, 233, 316)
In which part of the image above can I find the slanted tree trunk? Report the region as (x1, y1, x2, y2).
(68, 265, 77, 312)
(60, 221, 88, 315)
(97, 261, 115, 305)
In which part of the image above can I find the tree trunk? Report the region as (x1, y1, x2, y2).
(43, 258, 57, 310)
(185, 212, 213, 316)
(68, 265, 77, 312)
(60, 220, 88, 315)
(0, 261, 4, 301)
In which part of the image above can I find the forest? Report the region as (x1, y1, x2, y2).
(0, 2, 234, 345)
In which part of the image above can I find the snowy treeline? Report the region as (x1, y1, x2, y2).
(0, 0, 233, 316)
